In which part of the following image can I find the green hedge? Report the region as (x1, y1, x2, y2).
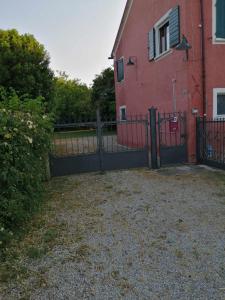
(0, 94, 52, 249)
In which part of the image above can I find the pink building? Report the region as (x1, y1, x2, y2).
(111, 0, 225, 162)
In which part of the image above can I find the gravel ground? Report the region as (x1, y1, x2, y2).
(1, 165, 225, 299)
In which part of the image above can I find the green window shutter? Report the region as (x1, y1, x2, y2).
(169, 6, 180, 48)
(117, 59, 124, 82)
(148, 28, 155, 60)
(216, 0, 225, 39)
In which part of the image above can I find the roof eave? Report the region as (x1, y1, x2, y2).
(110, 0, 133, 59)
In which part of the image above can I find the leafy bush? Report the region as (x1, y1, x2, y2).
(0, 93, 53, 250)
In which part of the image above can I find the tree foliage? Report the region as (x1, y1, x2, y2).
(0, 29, 54, 103)
(53, 73, 94, 123)
(92, 67, 115, 119)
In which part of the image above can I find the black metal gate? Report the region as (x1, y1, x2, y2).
(158, 112, 187, 165)
(196, 117, 225, 170)
(50, 114, 149, 176)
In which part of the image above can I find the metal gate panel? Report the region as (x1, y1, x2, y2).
(158, 112, 187, 166)
(50, 115, 149, 177)
(49, 153, 100, 177)
(101, 150, 148, 171)
(196, 117, 225, 170)
(159, 145, 187, 165)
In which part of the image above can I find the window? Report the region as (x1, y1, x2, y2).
(213, 0, 225, 42)
(159, 22, 170, 54)
(213, 88, 225, 119)
(120, 106, 127, 121)
(116, 58, 124, 82)
(154, 13, 171, 58)
(148, 6, 180, 60)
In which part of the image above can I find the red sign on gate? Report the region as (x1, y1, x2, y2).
(169, 117, 178, 133)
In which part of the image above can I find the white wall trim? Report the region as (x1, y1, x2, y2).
(212, 0, 225, 44)
(213, 88, 225, 119)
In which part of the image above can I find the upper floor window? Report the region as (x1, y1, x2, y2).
(213, 0, 225, 42)
(116, 58, 124, 82)
(148, 6, 180, 60)
(213, 88, 225, 119)
(159, 21, 170, 55)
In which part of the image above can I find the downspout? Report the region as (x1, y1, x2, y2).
(200, 0, 207, 116)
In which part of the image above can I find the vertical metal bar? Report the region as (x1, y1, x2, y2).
(180, 112, 182, 145)
(145, 116, 150, 168)
(76, 126, 80, 155)
(183, 112, 187, 161)
(135, 114, 138, 149)
(164, 112, 167, 147)
(140, 115, 143, 149)
(93, 124, 96, 153)
(70, 128, 74, 155)
(65, 130, 68, 155)
(111, 120, 114, 152)
(158, 112, 162, 168)
(223, 119, 225, 165)
(117, 119, 119, 153)
(96, 108, 103, 171)
(126, 117, 129, 150)
(202, 116, 207, 161)
(169, 113, 172, 147)
(218, 119, 220, 162)
(82, 128, 85, 154)
(220, 120, 222, 164)
(87, 126, 90, 154)
(149, 107, 158, 169)
(196, 116, 202, 163)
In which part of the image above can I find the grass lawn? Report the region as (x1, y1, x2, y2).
(54, 129, 116, 139)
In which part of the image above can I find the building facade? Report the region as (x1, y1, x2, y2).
(111, 0, 225, 162)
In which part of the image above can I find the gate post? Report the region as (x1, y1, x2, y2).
(149, 107, 158, 169)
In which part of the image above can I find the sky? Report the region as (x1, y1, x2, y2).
(0, 0, 127, 86)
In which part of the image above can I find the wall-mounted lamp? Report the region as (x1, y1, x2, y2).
(175, 35, 192, 61)
(127, 56, 136, 66)
(192, 108, 199, 115)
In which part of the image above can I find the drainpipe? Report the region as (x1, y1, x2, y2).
(200, 0, 207, 116)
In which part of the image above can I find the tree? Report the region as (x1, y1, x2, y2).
(92, 67, 115, 119)
(0, 29, 54, 104)
(53, 73, 94, 123)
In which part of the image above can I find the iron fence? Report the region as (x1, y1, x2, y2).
(50, 114, 149, 176)
(196, 117, 225, 169)
(52, 115, 148, 157)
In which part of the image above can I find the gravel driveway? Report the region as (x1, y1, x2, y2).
(1, 165, 225, 299)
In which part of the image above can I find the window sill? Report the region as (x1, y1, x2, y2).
(213, 38, 225, 44)
(117, 80, 125, 84)
(213, 116, 225, 120)
(154, 49, 173, 61)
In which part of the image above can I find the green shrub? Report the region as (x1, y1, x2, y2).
(0, 93, 53, 250)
